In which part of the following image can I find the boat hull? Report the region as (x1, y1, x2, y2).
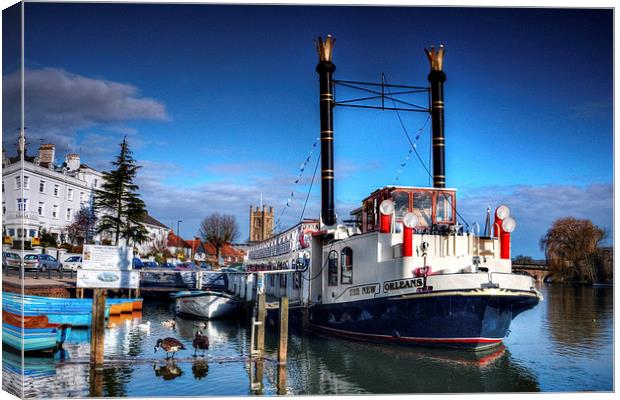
(173, 291, 242, 319)
(2, 323, 71, 352)
(301, 289, 540, 350)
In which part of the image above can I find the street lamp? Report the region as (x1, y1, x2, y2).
(177, 220, 182, 259)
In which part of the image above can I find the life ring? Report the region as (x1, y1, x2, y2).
(299, 228, 315, 249)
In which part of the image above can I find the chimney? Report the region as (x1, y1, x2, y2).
(38, 144, 56, 167)
(66, 153, 80, 171)
(2, 148, 8, 166)
(425, 45, 447, 188)
(316, 34, 337, 226)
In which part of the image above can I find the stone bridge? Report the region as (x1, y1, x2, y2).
(512, 261, 553, 283)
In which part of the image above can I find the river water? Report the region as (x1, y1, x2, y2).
(2, 284, 613, 397)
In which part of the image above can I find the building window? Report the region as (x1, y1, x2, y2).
(8, 229, 15, 237)
(17, 228, 23, 238)
(29, 229, 36, 238)
(2, 202, 5, 215)
(2, 181, 4, 192)
(52, 205, 59, 219)
(94, 178, 98, 187)
(17, 198, 28, 212)
(328, 250, 338, 286)
(23, 176, 29, 189)
(80, 191, 86, 203)
(66, 208, 72, 221)
(40, 180, 46, 193)
(340, 247, 353, 284)
(67, 188, 73, 200)
(38, 202, 44, 216)
(54, 185, 59, 196)
(15, 176, 21, 190)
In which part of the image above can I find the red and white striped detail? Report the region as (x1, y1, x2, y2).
(312, 324, 503, 345)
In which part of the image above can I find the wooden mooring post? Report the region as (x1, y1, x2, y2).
(255, 292, 266, 356)
(278, 296, 289, 364)
(90, 288, 106, 366)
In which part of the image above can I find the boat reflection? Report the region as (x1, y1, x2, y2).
(276, 333, 540, 393)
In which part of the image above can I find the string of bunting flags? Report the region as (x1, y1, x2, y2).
(393, 114, 430, 184)
(274, 137, 320, 232)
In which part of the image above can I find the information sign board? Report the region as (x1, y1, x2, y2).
(76, 270, 140, 289)
(82, 245, 132, 270)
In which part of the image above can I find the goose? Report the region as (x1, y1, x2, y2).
(192, 331, 209, 357)
(138, 321, 151, 332)
(162, 320, 176, 329)
(154, 337, 186, 359)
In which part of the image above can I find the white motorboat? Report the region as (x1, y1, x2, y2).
(171, 288, 243, 319)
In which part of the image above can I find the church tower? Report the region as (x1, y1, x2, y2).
(249, 205, 274, 242)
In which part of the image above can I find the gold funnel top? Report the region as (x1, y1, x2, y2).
(316, 34, 336, 63)
(425, 44, 445, 71)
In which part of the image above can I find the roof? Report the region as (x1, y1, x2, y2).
(203, 242, 246, 257)
(167, 231, 191, 248)
(142, 214, 169, 229)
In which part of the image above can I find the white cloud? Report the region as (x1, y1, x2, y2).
(2, 67, 168, 155)
(458, 183, 613, 257)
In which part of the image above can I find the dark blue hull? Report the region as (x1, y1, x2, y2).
(294, 291, 539, 350)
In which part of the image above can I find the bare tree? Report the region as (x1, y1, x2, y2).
(66, 206, 98, 245)
(199, 213, 239, 268)
(540, 217, 605, 283)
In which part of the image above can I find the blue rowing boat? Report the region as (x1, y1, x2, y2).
(2, 312, 71, 352)
(2, 293, 142, 327)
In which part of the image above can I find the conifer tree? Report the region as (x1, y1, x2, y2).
(94, 138, 148, 246)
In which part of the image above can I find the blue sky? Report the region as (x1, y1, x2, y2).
(2, 3, 613, 256)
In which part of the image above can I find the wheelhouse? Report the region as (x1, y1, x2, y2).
(351, 186, 457, 233)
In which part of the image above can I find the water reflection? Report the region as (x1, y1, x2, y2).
(275, 334, 540, 394)
(191, 359, 209, 380)
(545, 285, 613, 350)
(154, 360, 184, 380)
(2, 288, 613, 397)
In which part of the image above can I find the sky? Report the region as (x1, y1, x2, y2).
(1, 2, 613, 257)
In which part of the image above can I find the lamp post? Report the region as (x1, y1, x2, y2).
(177, 220, 182, 260)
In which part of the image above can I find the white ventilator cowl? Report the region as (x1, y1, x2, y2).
(502, 217, 517, 233)
(496, 205, 511, 219)
(403, 212, 419, 228)
(379, 199, 395, 215)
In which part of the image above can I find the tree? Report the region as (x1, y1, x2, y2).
(199, 213, 239, 268)
(93, 138, 147, 246)
(66, 206, 98, 245)
(513, 255, 534, 264)
(540, 217, 605, 283)
(38, 228, 58, 248)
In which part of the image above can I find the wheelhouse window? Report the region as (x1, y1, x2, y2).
(436, 192, 455, 223)
(328, 250, 338, 286)
(391, 191, 410, 219)
(365, 199, 376, 231)
(340, 247, 353, 284)
(413, 191, 433, 227)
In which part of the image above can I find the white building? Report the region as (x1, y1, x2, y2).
(2, 144, 103, 244)
(2, 142, 169, 253)
(135, 214, 170, 256)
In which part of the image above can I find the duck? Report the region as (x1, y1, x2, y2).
(194, 321, 207, 329)
(138, 321, 151, 332)
(162, 319, 176, 329)
(154, 337, 186, 359)
(192, 331, 209, 357)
